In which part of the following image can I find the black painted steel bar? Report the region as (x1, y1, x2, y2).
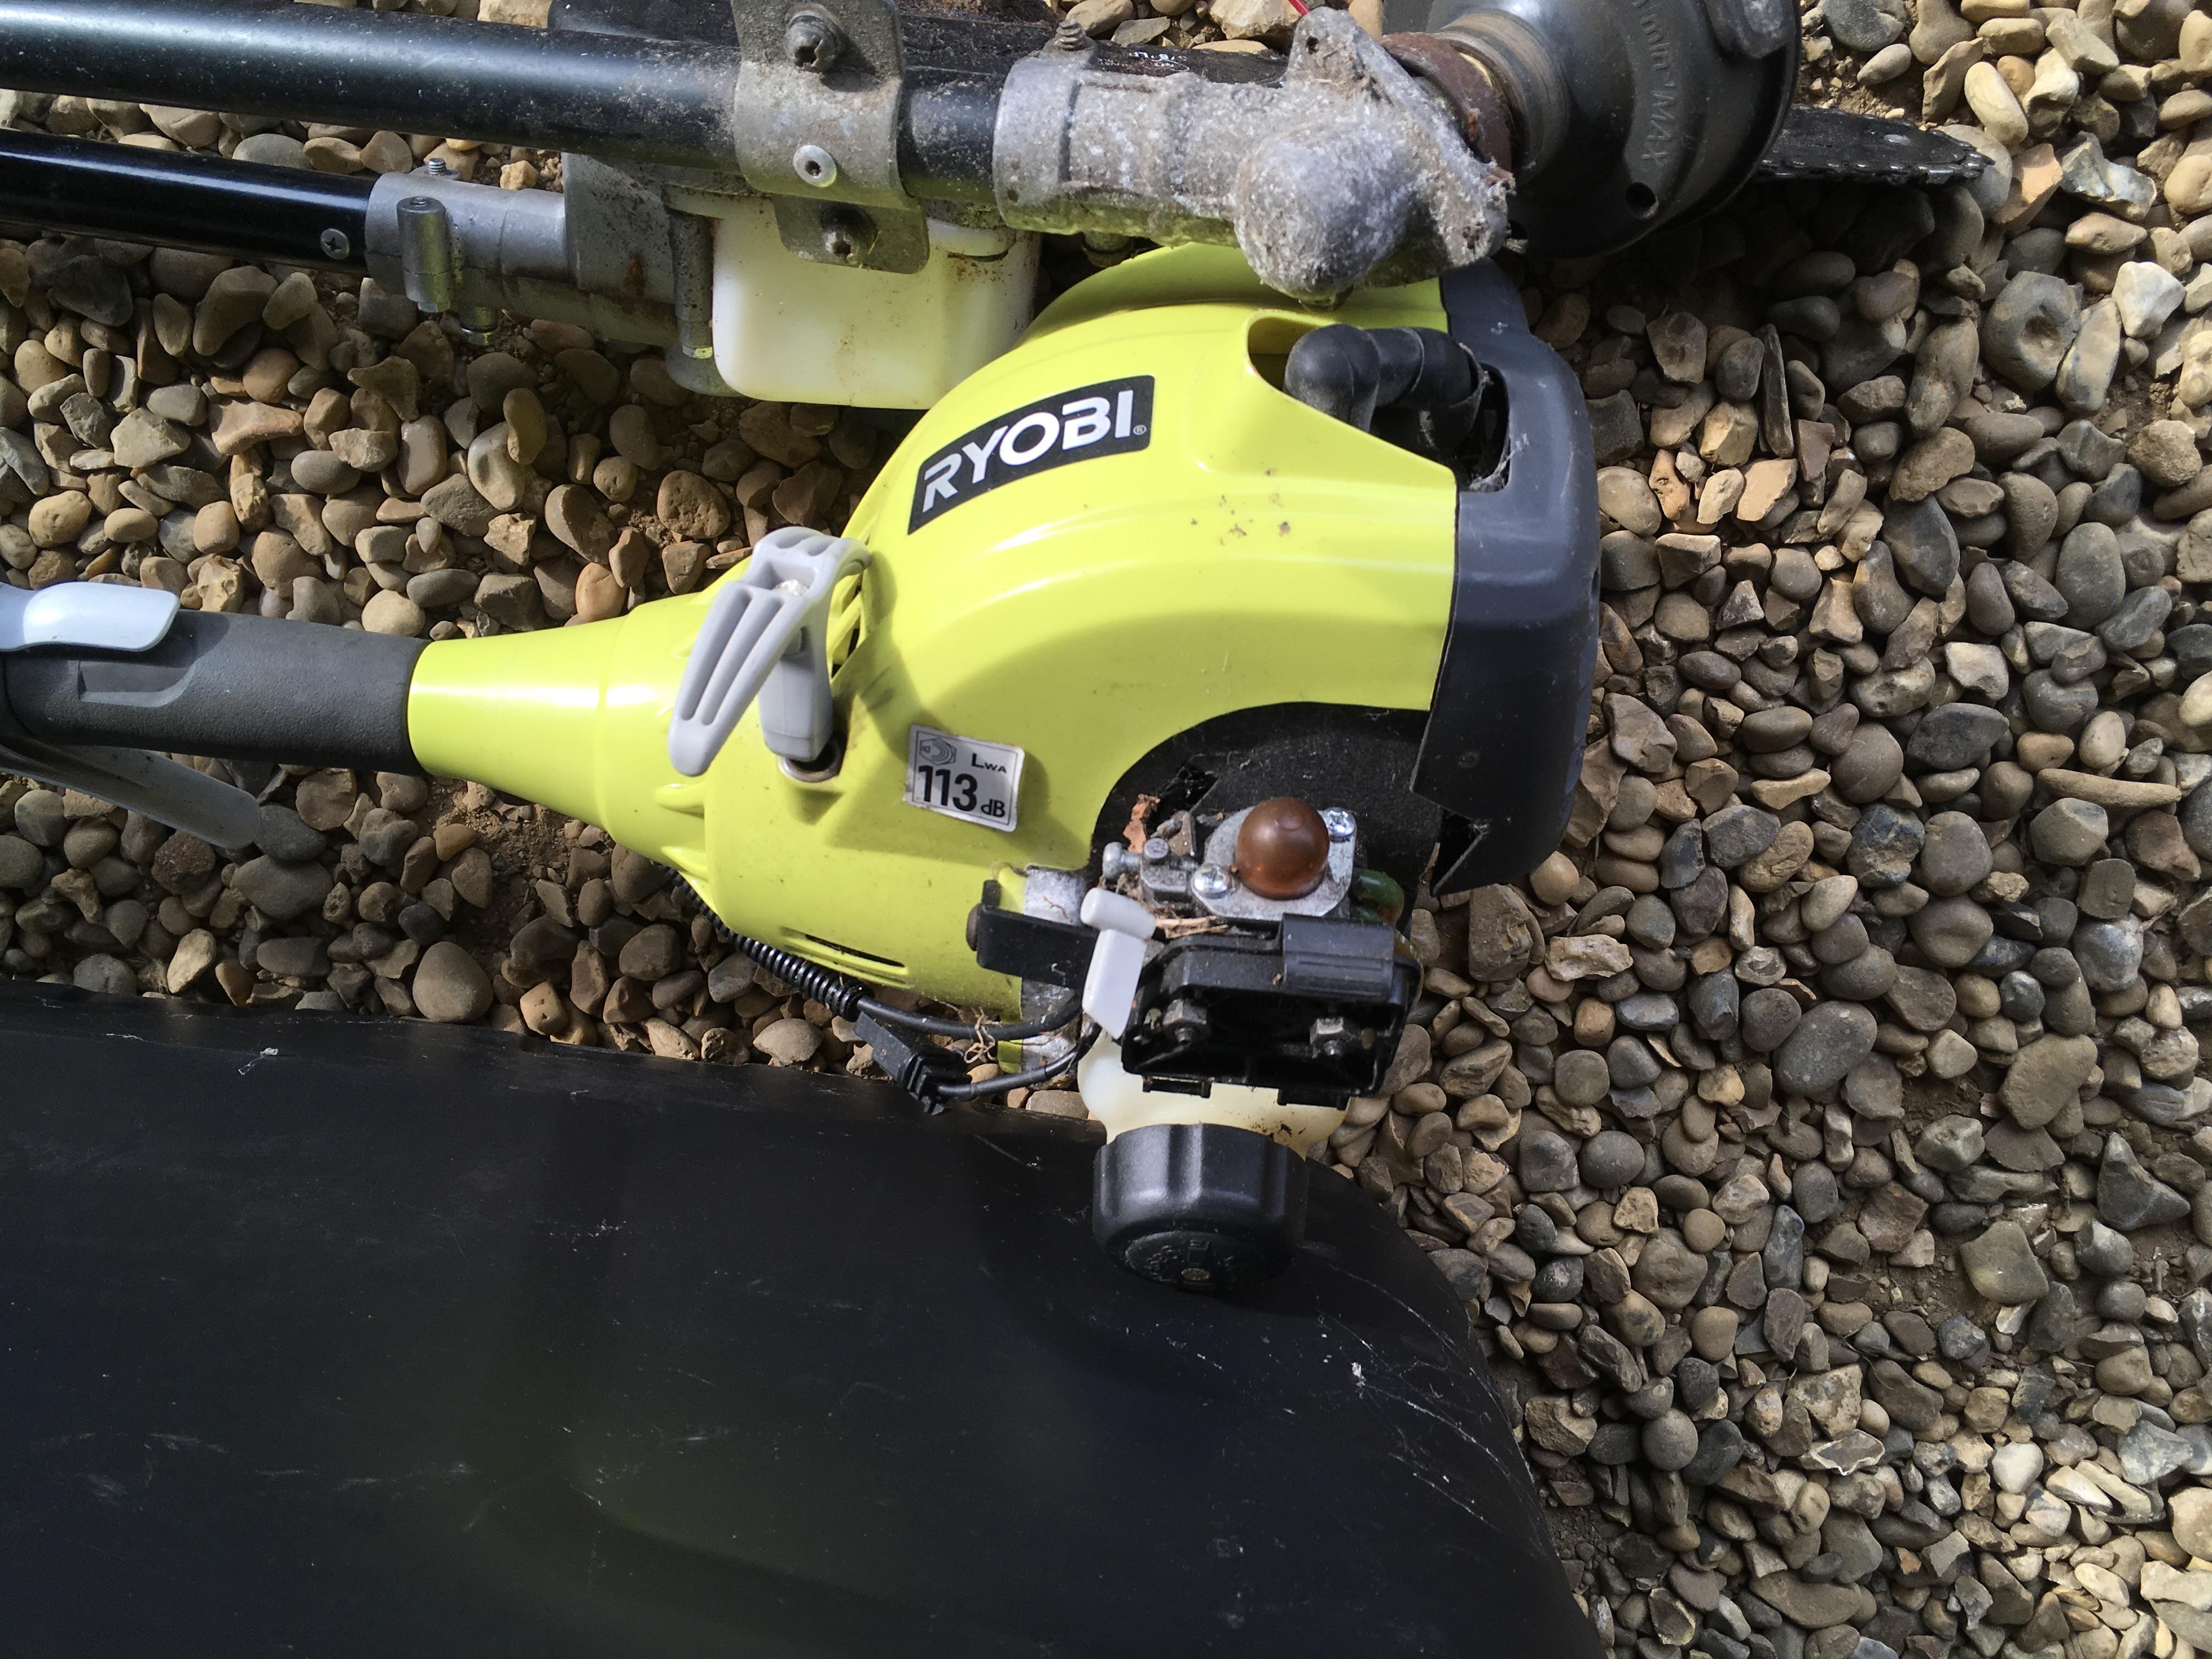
(0, 1, 1288, 207)
(0, 127, 373, 269)
(0, 0, 740, 171)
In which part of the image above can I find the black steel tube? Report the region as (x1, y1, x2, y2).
(0, 0, 738, 171)
(0, 128, 372, 270)
(898, 75, 1000, 206)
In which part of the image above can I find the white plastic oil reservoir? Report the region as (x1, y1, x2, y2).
(1076, 1035, 1347, 1154)
(692, 195, 1039, 407)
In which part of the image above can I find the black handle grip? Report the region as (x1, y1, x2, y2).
(1, 611, 424, 775)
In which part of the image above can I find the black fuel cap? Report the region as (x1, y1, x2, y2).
(1092, 1122, 1310, 1294)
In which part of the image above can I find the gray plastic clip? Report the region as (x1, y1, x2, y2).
(0, 580, 260, 846)
(668, 527, 872, 776)
(0, 581, 179, 653)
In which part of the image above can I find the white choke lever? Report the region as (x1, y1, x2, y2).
(1080, 888, 1157, 1040)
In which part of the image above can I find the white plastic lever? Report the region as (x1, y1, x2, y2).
(667, 527, 871, 776)
(1080, 888, 1157, 1040)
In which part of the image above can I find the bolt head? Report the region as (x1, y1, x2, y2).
(1309, 1014, 1354, 1057)
(792, 144, 838, 188)
(1321, 807, 1356, 842)
(784, 10, 843, 71)
(817, 207, 872, 264)
(319, 227, 351, 261)
(1191, 863, 1233, 899)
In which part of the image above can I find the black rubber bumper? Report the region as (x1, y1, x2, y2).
(1414, 259, 1600, 893)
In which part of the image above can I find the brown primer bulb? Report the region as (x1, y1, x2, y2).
(1232, 797, 1332, 899)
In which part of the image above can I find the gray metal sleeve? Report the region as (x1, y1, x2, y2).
(0, 612, 425, 776)
(365, 167, 679, 348)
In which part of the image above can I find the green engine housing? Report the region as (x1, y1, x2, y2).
(407, 247, 1462, 1012)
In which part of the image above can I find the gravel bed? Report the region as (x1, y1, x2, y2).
(8, 0, 2212, 1652)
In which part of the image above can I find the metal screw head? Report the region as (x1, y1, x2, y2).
(1190, 864, 1233, 900)
(319, 227, 351, 261)
(1142, 836, 1171, 864)
(1101, 844, 1136, 879)
(817, 207, 872, 263)
(784, 10, 844, 71)
(1321, 807, 1356, 842)
(792, 143, 838, 188)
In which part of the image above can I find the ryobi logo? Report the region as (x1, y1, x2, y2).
(908, 376, 1153, 531)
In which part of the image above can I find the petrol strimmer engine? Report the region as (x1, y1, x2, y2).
(0, 0, 1983, 1290)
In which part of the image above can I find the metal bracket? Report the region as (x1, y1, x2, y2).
(668, 526, 871, 776)
(726, 0, 929, 272)
(394, 194, 460, 314)
(394, 187, 495, 345)
(0, 583, 258, 846)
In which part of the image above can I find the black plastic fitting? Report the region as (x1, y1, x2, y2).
(853, 1010, 969, 1113)
(1283, 325, 1481, 465)
(1093, 1122, 1310, 1295)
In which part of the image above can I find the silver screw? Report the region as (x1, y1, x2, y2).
(1101, 844, 1136, 879)
(793, 144, 838, 188)
(1052, 17, 1088, 48)
(1142, 836, 1170, 864)
(422, 156, 452, 177)
(1191, 864, 1233, 901)
(319, 227, 351, 261)
(1321, 808, 1356, 842)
